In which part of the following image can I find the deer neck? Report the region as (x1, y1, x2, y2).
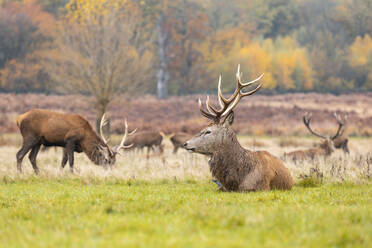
(208, 133, 252, 190)
(320, 140, 334, 155)
(81, 133, 104, 165)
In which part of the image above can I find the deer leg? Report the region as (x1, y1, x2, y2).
(152, 145, 159, 155)
(240, 167, 271, 191)
(173, 146, 178, 154)
(68, 151, 74, 173)
(255, 180, 271, 191)
(212, 179, 228, 191)
(146, 146, 150, 159)
(28, 143, 41, 175)
(16, 139, 36, 173)
(343, 141, 350, 154)
(344, 146, 350, 154)
(61, 148, 68, 170)
(158, 145, 164, 155)
(65, 141, 75, 173)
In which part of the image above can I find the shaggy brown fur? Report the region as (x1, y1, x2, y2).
(16, 109, 116, 174)
(185, 113, 294, 192)
(125, 131, 164, 158)
(169, 132, 193, 153)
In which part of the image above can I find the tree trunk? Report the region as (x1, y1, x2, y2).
(96, 101, 109, 137)
(156, 14, 170, 99)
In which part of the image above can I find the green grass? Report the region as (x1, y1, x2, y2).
(1, 179, 371, 248)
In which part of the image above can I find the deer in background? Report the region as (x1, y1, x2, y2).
(124, 131, 164, 159)
(332, 115, 349, 154)
(16, 109, 134, 174)
(169, 132, 193, 154)
(334, 136, 349, 154)
(184, 65, 294, 192)
(283, 113, 347, 162)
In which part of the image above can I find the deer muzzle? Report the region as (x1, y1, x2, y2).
(184, 142, 197, 153)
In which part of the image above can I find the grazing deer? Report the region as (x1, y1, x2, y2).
(169, 132, 193, 154)
(184, 65, 294, 192)
(16, 109, 134, 174)
(124, 131, 164, 159)
(283, 113, 347, 161)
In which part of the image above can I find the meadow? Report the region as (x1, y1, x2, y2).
(0, 135, 371, 247)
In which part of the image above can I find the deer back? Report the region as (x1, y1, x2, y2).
(126, 131, 163, 147)
(17, 109, 96, 144)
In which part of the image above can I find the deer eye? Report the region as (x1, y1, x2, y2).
(205, 130, 211, 135)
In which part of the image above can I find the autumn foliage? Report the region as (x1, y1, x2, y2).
(0, 0, 371, 95)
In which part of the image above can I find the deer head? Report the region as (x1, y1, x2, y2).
(303, 112, 346, 155)
(97, 114, 136, 166)
(184, 65, 263, 155)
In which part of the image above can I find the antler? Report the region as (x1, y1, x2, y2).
(198, 64, 263, 122)
(113, 119, 136, 153)
(303, 113, 327, 139)
(331, 113, 347, 139)
(99, 113, 110, 144)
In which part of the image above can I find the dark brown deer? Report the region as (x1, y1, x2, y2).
(16, 109, 134, 174)
(124, 131, 164, 159)
(184, 65, 294, 192)
(283, 113, 346, 161)
(332, 115, 349, 154)
(334, 136, 349, 154)
(169, 132, 193, 154)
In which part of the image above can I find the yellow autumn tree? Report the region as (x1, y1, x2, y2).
(349, 35, 372, 89)
(200, 32, 313, 93)
(271, 37, 313, 91)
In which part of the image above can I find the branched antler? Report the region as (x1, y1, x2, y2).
(99, 113, 110, 144)
(113, 119, 136, 153)
(332, 113, 347, 139)
(100, 113, 136, 154)
(303, 113, 327, 139)
(198, 64, 263, 122)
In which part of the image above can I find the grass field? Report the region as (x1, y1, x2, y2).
(1, 179, 372, 247)
(0, 135, 371, 247)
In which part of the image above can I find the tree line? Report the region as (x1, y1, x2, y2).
(0, 0, 371, 99)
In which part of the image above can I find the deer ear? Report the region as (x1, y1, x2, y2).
(222, 111, 234, 127)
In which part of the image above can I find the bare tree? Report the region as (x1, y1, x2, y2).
(47, 5, 152, 131)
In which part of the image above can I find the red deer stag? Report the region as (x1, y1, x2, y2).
(16, 109, 134, 174)
(184, 65, 294, 192)
(283, 113, 346, 161)
(124, 131, 164, 159)
(169, 132, 193, 154)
